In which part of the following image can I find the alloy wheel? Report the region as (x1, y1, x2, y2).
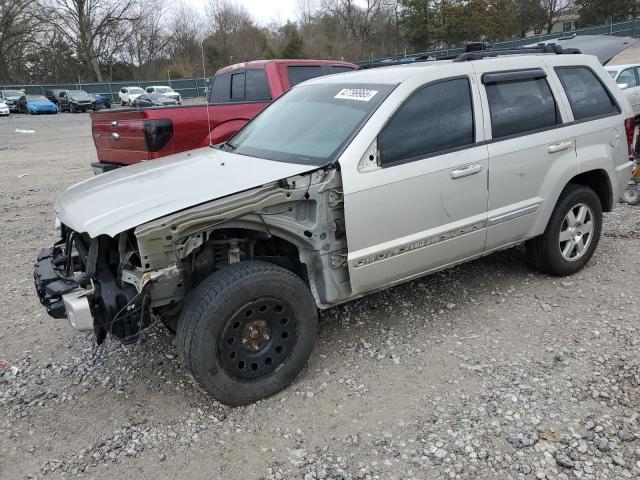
(559, 203, 594, 262)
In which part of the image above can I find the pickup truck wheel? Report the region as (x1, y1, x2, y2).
(176, 261, 318, 406)
(526, 185, 602, 276)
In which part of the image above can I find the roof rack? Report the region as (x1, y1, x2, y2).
(355, 43, 581, 70)
(452, 43, 581, 62)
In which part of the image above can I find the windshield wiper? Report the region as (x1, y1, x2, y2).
(223, 140, 237, 151)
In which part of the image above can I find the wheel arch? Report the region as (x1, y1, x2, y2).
(567, 169, 613, 212)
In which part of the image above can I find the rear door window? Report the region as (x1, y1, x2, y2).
(330, 66, 354, 74)
(555, 67, 619, 121)
(231, 73, 246, 101)
(287, 66, 324, 86)
(379, 78, 475, 165)
(616, 68, 638, 87)
(485, 75, 559, 138)
(211, 73, 231, 103)
(245, 69, 271, 101)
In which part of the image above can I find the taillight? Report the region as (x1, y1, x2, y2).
(144, 119, 173, 152)
(624, 117, 635, 161)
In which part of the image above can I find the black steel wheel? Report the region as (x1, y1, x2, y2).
(218, 297, 298, 380)
(177, 261, 318, 406)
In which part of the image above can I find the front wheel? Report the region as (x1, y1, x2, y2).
(177, 261, 318, 406)
(526, 185, 603, 276)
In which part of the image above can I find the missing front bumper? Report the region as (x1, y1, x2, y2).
(33, 247, 95, 331)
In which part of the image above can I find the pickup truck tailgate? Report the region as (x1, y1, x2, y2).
(92, 110, 151, 166)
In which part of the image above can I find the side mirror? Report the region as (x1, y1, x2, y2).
(619, 83, 630, 90)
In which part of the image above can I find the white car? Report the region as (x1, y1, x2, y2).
(145, 85, 182, 104)
(34, 48, 634, 406)
(606, 64, 640, 115)
(0, 101, 9, 116)
(118, 86, 145, 106)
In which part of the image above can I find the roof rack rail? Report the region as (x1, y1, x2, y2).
(453, 43, 581, 62)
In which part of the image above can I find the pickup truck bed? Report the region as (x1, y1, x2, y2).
(91, 59, 356, 173)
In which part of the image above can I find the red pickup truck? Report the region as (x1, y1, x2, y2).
(90, 59, 356, 173)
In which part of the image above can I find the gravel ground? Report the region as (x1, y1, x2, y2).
(0, 112, 639, 480)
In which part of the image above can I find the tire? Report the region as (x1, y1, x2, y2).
(70, 104, 76, 113)
(177, 261, 318, 406)
(622, 186, 640, 205)
(526, 184, 602, 276)
(121, 100, 125, 106)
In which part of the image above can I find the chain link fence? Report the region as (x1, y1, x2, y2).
(2, 18, 639, 94)
(0, 77, 208, 104)
(358, 17, 640, 65)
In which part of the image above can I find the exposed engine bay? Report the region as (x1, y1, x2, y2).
(34, 167, 351, 344)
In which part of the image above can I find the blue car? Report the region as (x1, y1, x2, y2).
(17, 95, 58, 114)
(93, 94, 111, 109)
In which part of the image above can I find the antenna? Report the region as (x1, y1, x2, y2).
(200, 38, 213, 147)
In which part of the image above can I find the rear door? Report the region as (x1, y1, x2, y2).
(473, 59, 577, 250)
(345, 68, 489, 294)
(613, 67, 640, 115)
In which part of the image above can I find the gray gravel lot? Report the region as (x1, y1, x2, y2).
(0, 112, 639, 480)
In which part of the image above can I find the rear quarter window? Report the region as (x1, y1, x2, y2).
(555, 67, 619, 121)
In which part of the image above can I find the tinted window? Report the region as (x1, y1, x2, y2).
(556, 67, 618, 120)
(379, 78, 474, 165)
(485, 77, 559, 138)
(245, 69, 271, 101)
(330, 66, 354, 74)
(211, 73, 231, 103)
(287, 66, 324, 86)
(231, 73, 246, 100)
(617, 68, 637, 87)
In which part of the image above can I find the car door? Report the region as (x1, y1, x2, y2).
(344, 72, 489, 294)
(472, 61, 578, 251)
(614, 67, 640, 114)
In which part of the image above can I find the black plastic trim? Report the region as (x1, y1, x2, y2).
(482, 68, 547, 84)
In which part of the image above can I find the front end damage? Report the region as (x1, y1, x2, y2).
(33, 166, 351, 345)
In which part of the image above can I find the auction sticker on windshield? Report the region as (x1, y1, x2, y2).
(334, 89, 378, 101)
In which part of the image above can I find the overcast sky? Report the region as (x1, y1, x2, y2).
(191, 0, 301, 26)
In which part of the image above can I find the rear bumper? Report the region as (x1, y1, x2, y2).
(33, 247, 95, 331)
(91, 161, 123, 175)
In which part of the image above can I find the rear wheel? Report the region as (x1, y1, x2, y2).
(177, 261, 318, 406)
(526, 185, 602, 276)
(622, 185, 640, 205)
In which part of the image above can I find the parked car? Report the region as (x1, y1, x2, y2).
(58, 90, 96, 112)
(44, 88, 67, 105)
(17, 95, 58, 114)
(606, 64, 640, 115)
(118, 86, 145, 106)
(90, 59, 357, 173)
(145, 85, 182, 104)
(0, 89, 25, 112)
(0, 101, 9, 116)
(93, 94, 111, 109)
(132, 93, 178, 108)
(35, 49, 634, 406)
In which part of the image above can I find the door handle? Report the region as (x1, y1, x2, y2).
(548, 141, 573, 153)
(111, 132, 120, 141)
(450, 164, 483, 179)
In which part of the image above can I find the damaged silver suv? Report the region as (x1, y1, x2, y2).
(34, 48, 634, 405)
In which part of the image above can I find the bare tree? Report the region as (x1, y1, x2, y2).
(38, 0, 143, 81)
(541, 0, 573, 33)
(0, 0, 35, 83)
(126, 0, 172, 79)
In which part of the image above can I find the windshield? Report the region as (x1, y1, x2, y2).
(27, 95, 48, 102)
(229, 83, 395, 165)
(155, 87, 173, 93)
(68, 90, 89, 96)
(2, 90, 23, 97)
(129, 87, 144, 94)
